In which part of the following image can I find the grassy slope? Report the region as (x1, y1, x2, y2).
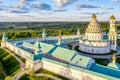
(0, 48, 20, 76)
(19, 74, 54, 80)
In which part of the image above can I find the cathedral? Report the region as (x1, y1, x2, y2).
(79, 14, 117, 54)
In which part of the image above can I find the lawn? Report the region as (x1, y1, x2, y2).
(93, 58, 110, 66)
(19, 74, 54, 80)
(0, 48, 20, 76)
(0, 61, 5, 79)
(35, 68, 70, 80)
(20, 68, 70, 80)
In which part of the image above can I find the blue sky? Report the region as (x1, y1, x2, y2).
(0, 0, 120, 22)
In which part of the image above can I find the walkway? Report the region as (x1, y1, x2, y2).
(13, 69, 29, 80)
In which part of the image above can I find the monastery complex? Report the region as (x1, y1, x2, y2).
(1, 14, 120, 80)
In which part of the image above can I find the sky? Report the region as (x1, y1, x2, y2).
(0, 0, 120, 22)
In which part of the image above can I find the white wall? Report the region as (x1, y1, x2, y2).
(42, 60, 106, 80)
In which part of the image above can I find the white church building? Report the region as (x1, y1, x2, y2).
(79, 14, 117, 54)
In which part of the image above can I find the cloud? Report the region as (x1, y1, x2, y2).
(80, 12, 109, 15)
(100, 5, 114, 9)
(53, 9, 67, 12)
(53, 0, 78, 8)
(33, 2, 51, 10)
(13, 0, 34, 8)
(76, 4, 100, 9)
(8, 10, 29, 14)
(111, 0, 120, 2)
(106, 7, 114, 9)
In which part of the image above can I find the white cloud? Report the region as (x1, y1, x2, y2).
(13, 0, 33, 8)
(53, 0, 78, 8)
(33, 2, 51, 10)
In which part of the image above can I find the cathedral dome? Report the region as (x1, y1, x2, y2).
(110, 15, 115, 19)
(91, 14, 96, 19)
(85, 14, 103, 40)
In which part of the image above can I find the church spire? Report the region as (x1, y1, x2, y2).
(2, 32, 8, 42)
(77, 28, 80, 36)
(42, 29, 46, 38)
(58, 30, 62, 45)
(112, 53, 116, 63)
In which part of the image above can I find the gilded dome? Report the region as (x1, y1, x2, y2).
(110, 15, 115, 19)
(91, 14, 96, 19)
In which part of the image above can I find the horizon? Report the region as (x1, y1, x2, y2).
(0, 0, 120, 22)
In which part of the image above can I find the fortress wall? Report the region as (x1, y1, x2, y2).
(6, 42, 26, 58)
(42, 60, 106, 80)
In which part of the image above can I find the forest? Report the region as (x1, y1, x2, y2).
(0, 22, 120, 40)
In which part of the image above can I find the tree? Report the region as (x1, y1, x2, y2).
(28, 68, 35, 80)
(5, 76, 13, 80)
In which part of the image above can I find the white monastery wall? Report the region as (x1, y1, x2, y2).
(6, 42, 27, 58)
(42, 60, 106, 80)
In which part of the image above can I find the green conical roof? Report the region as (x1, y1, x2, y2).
(2, 32, 7, 38)
(33, 40, 41, 49)
(108, 62, 120, 69)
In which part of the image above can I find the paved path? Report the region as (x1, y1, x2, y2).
(35, 73, 62, 80)
(13, 69, 29, 80)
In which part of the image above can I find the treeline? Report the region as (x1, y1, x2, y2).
(0, 22, 120, 40)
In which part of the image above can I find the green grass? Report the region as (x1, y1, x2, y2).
(5, 48, 25, 63)
(75, 46, 116, 55)
(35, 68, 70, 80)
(116, 58, 120, 64)
(93, 58, 110, 66)
(0, 61, 5, 79)
(19, 74, 54, 80)
(0, 48, 20, 76)
(67, 44, 72, 50)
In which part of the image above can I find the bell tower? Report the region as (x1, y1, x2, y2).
(108, 15, 117, 50)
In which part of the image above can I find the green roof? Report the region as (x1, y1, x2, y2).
(51, 46, 75, 61)
(33, 40, 41, 49)
(108, 62, 120, 69)
(40, 42, 54, 53)
(2, 32, 7, 39)
(70, 55, 91, 68)
(39, 42, 76, 61)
